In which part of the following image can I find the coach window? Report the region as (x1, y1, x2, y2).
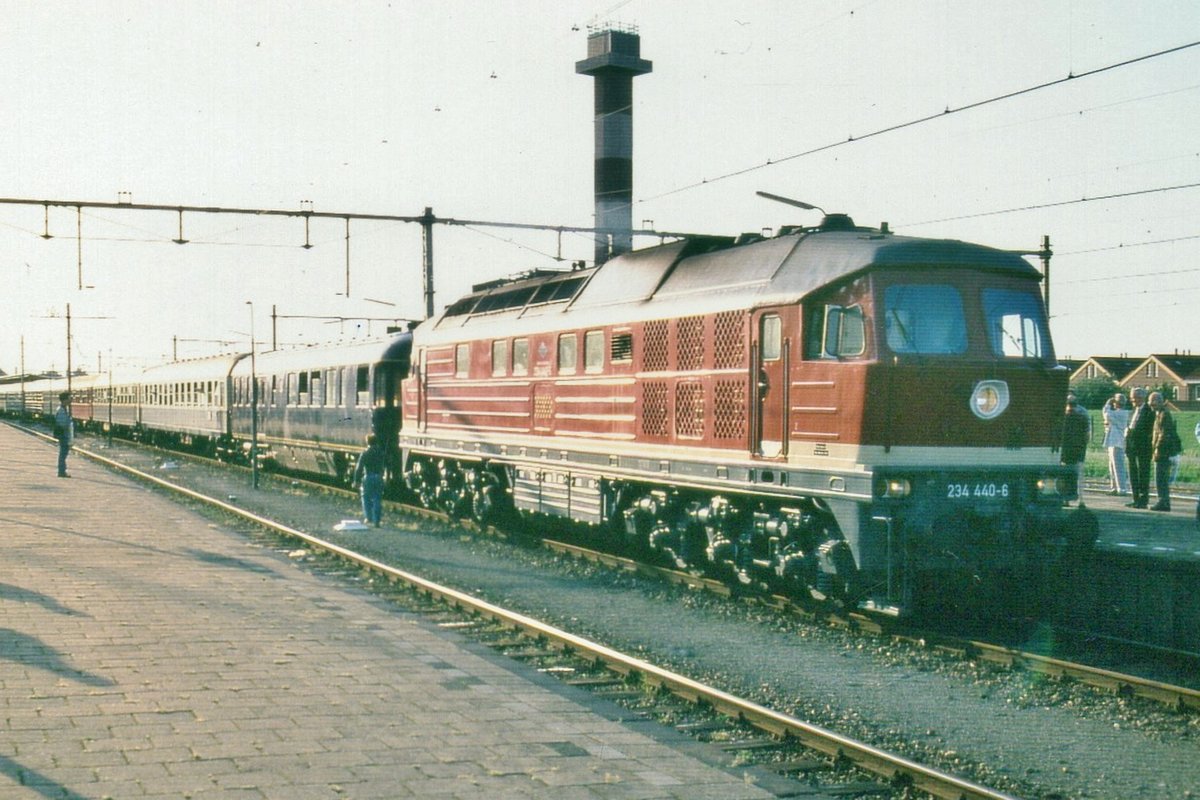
(310, 370, 322, 406)
(355, 365, 370, 406)
(492, 339, 508, 377)
(326, 369, 339, 406)
(455, 343, 470, 378)
(512, 338, 529, 376)
(558, 333, 578, 374)
(584, 330, 604, 373)
(288, 373, 300, 406)
(761, 315, 782, 361)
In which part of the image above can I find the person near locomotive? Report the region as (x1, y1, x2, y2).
(1059, 394, 1091, 505)
(53, 391, 74, 478)
(1148, 391, 1182, 512)
(1124, 386, 1154, 509)
(352, 433, 388, 527)
(1101, 392, 1131, 495)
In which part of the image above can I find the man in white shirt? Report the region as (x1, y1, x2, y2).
(1101, 393, 1131, 495)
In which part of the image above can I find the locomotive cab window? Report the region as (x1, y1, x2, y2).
(884, 284, 967, 355)
(558, 333, 577, 374)
(982, 288, 1050, 360)
(761, 315, 782, 361)
(492, 340, 508, 377)
(805, 304, 865, 359)
(584, 330, 604, 373)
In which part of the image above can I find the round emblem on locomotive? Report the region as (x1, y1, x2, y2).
(970, 379, 1009, 420)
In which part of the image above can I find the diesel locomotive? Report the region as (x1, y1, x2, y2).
(397, 213, 1094, 616)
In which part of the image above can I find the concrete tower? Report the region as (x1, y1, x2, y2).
(576, 25, 652, 265)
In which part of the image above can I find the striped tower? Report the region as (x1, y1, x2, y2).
(576, 25, 652, 265)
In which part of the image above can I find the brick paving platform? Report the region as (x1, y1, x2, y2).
(0, 423, 781, 800)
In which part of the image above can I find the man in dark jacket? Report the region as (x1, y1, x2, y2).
(1149, 392, 1181, 511)
(1060, 396, 1090, 505)
(1124, 387, 1154, 509)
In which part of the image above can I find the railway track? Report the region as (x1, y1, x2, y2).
(13, 420, 1038, 800)
(28, 421, 1200, 713)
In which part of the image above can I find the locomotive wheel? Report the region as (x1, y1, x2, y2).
(471, 480, 504, 525)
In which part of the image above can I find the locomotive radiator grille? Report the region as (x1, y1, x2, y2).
(714, 380, 748, 440)
(713, 310, 747, 369)
(642, 382, 669, 437)
(675, 381, 705, 439)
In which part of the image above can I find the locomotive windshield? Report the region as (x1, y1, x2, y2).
(881, 280, 1052, 360)
(883, 284, 967, 355)
(981, 287, 1050, 359)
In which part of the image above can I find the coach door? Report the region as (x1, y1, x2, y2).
(752, 308, 792, 458)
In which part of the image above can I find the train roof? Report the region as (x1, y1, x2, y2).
(231, 333, 412, 376)
(139, 353, 247, 383)
(426, 219, 1041, 337)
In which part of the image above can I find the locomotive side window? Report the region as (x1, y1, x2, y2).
(455, 344, 470, 377)
(584, 330, 604, 373)
(611, 332, 633, 363)
(884, 284, 967, 355)
(806, 304, 866, 358)
(982, 288, 1049, 359)
(761, 315, 782, 361)
(512, 338, 529, 376)
(492, 340, 508, 377)
(558, 333, 578, 374)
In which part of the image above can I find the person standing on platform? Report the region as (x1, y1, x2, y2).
(352, 433, 386, 527)
(1148, 391, 1181, 512)
(1124, 387, 1154, 509)
(1060, 396, 1090, 506)
(1101, 393, 1131, 495)
(53, 392, 74, 478)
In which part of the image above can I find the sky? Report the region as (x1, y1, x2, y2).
(1, 0, 1197, 376)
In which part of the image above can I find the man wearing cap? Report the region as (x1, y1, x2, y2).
(53, 392, 74, 478)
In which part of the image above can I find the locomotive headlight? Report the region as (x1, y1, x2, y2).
(1036, 475, 1062, 496)
(878, 477, 912, 498)
(969, 379, 1010, 420)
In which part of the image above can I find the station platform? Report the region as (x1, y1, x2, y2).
(0, 424, 778, 800)
(1080, 484, 1200, 562)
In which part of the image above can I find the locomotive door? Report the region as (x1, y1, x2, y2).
(416, 348, 428, 432)
(751, 308, 792, 459)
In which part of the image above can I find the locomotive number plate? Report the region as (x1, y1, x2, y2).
(945, 482, 1010, 500)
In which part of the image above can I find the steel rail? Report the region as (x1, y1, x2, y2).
(34, 431, 1019, 800)
(966, 642, 1200, 712)
(541, 531, 1200, 712)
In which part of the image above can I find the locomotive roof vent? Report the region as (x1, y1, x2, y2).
(815, 213, 856, 231)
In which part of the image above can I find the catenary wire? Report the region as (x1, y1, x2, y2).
(640, 40, 1200, 203)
